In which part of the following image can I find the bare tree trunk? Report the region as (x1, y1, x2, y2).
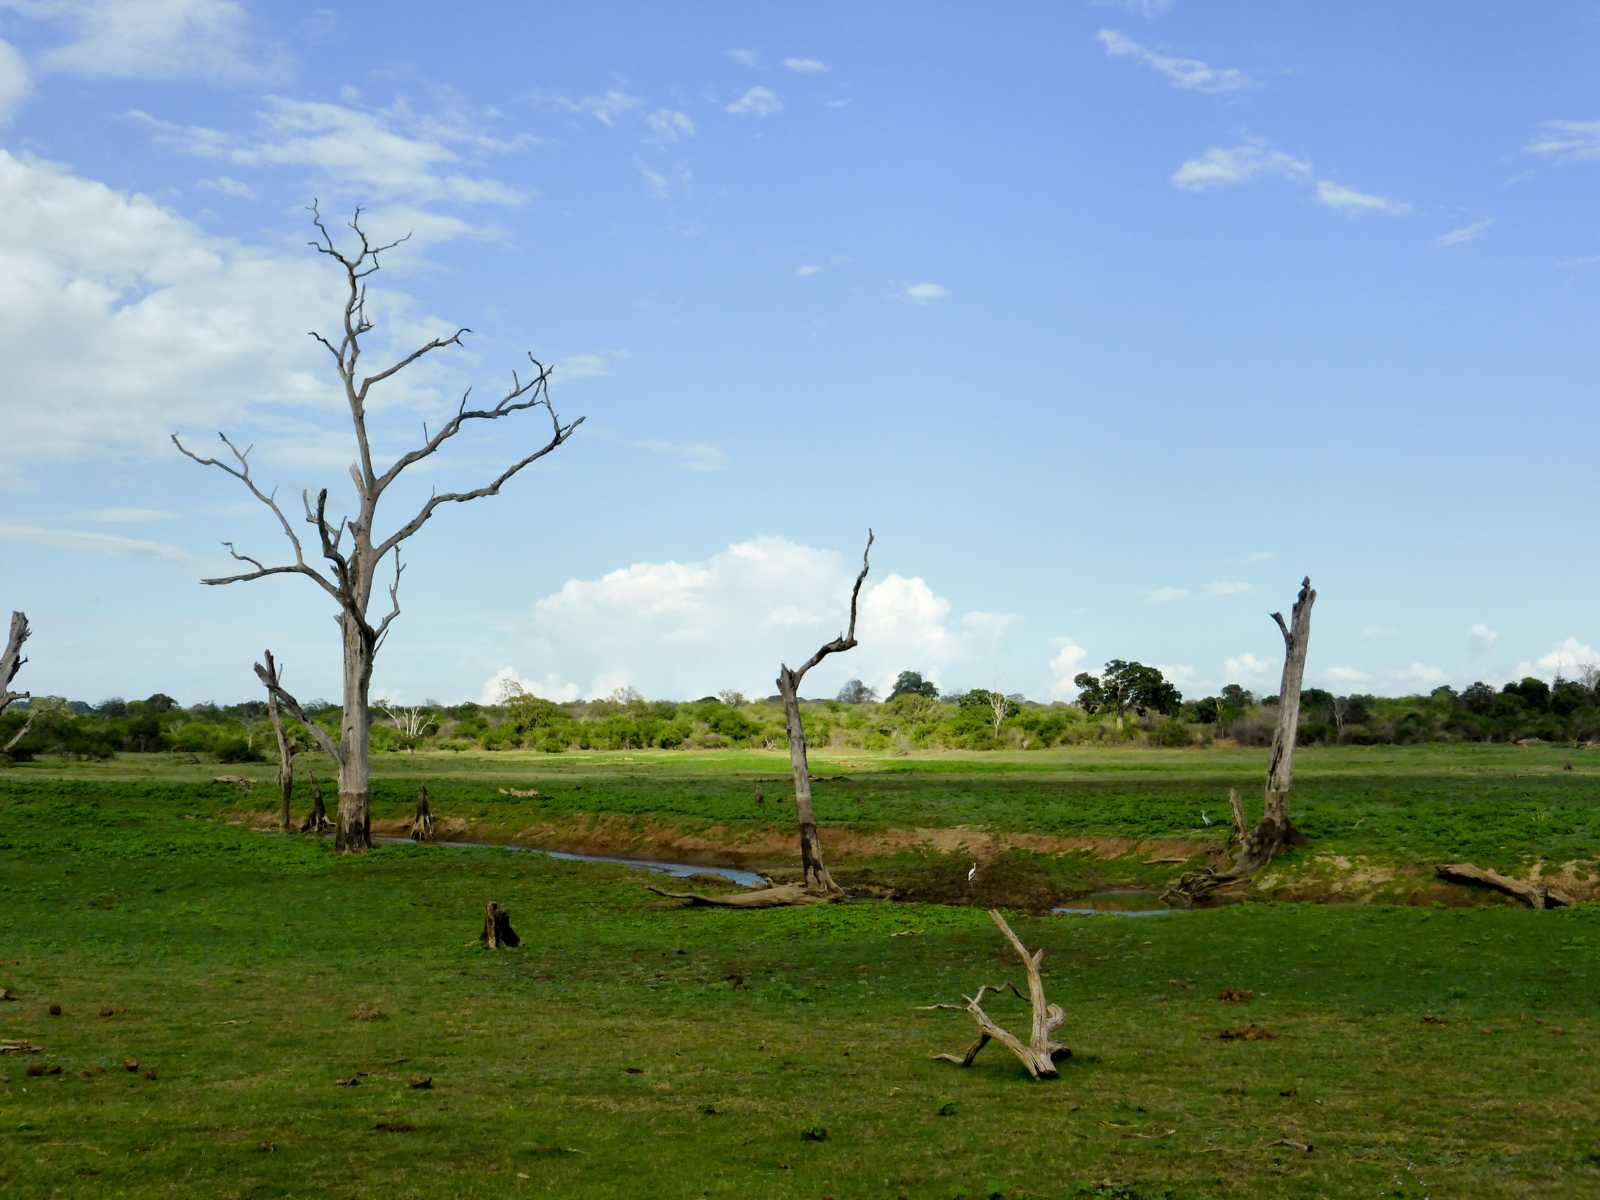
(777, 669, 837, 896)
(1, 611, 30, 721)
(411, 783, 434, 842)
(260, 650, 294, 834)
(337, 615, 373, 852)
(480, 902, 519, 949)
(300, 767, 332, 834)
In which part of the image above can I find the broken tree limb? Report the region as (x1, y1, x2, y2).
(480, 902, 520, 949)
(1435, 863, 1574, 910)
(411, 783, 434, 842)
(921, 909, 1069, 1079)
(645, 883, 835, 908)
(260, 650, 295, 833)
(1164, 578, 1316, 907)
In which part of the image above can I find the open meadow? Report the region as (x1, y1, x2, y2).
(4, 745, 1599, 1198)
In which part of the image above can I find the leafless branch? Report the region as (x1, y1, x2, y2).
(253, 654, 343, 765)
(787, 528, 875, 683)
(373, 549, 405, 653)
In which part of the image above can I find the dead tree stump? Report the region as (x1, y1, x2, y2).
(480, 902, 520, 949)
(411, 784, 435, 842)
(921, 909, 1069, 1079)
(1435, 863, 1574, 909)
(300, 768, 333, 834)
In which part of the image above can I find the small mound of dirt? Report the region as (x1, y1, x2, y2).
(1217, 988, 1254, 1003)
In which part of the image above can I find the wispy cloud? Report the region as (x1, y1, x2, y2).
(1469, 623, 1499, 652)
(1171, 140, 1309, 190)
(635, 439, 730, 472)
(1434, 218, 1492, 248)
(1202, 580, 1251, 597)
(0, 37, 30, 124)
(1559, 253, 1600, 268)
(784, 57, 829, 74)
(0, 521, 190, 563)
(14, 0, 288, 84)
(579, 89, 640, 126)
(197, 174, 256, 199)
(902, 281, 951, 305)
(1323, 666, 1373, 685)
(1315, 179, 1411, 217)
(795, 264, 823, 278)
(726, 87, 782, 117)
(1144, 585, 1189, 604)
(1525, 119, 1600, 163)
(558, 352, 623, 381)
(1093, 0, 1174, 16)
(1096, 29, 1253, 93)
(644, 109, 695, 141)
(1223, 652, 1272, 678)
(1246, 550, 1275, 562)
(71, 507, 178, 523)
(725, 47, 761, 68)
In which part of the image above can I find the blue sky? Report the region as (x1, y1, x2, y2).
(0, 0, 1595, 706)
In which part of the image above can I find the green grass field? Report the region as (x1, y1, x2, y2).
(3, 746, 1599, 1197)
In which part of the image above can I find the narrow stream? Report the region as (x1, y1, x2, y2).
(374, 835, 767, 887)
(1051, 889, 1175, 917)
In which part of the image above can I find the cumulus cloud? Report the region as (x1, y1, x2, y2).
(1171, 141, 1310, 190)
(1222, 652, 1272, 679)
(1315, 179, 1411, 217)
(507, 536, 1016, 699)
(634, 439, 730, 473)
(478, 665, 581, 705)
(1514, 637, 1600, 682)
(784, 57, 828, 74)
(1095, 29, 1252, 93)
(8, 0, 286, 83)
(902, 281, 951, 304)
(1434, 218, 1492, 248)
(726, 86, 782, 117)
(1469, 623, 1499, 653)
(1387, 662, 1448, 689)
(0, 37, 30, 123)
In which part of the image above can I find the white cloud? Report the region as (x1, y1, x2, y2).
(72, 507, 178, 523)
(1095, 29, 1252, 93)
(635, 439, 730, 473)
(0, 521, 190, 563)
(1514, 637, 1600, 682)
(478, 666, 581, 705)
(1469, 623, 1499, 653)
(1525, 119, 1600, 163)
(794, 264, 823, 278)
(645, 108, 696, 141)
(197, 174, 256, 200)
(6, 0, 285, 83)
(726, 86, 782, 117)
(1171, 141, 1310, 190)
(1314, 179, 1411, 217)
(1387, 662, 1448, 689)
(1158, 662, 1199, 689)
(724, 47, 761, 68)
(1434, 218, 1492, 248)
(1223, 652, 1272, 679)
(902, 281, 951, 304)
(1144, 586, 1189, 604)
(1202, 580, 1251, 597)
(784, 57, 829, 74)
(1093, 0, 1173, 16)
(518, 536, 1013, 699)
(1323, 666, 1374, 686)
(580, 89, 640, 126)
(559, 352, 619, 381)
(0, 37, 30, 124)
(132, 96, 529, 207)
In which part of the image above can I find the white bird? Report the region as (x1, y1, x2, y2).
(967, 862, 978, 882)
(1200, 810, 1212, 826)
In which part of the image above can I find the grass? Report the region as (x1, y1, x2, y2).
(3, 749, 1600, 1197)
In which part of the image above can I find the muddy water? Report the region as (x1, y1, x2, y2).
(1051, 889, 1175, 917)
(374, 835, 766, 887)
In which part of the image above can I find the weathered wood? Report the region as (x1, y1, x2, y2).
(923, 910, 1069, 1079)
(480, 902, 520, 949)
(1164, 578, 1315, 906)
(300, 767, 333, 834)
(259, 650, 294, 833)
(0, 611, 29, 720)
(175, 205, 583, 854)
(410, 784, 435, 842)
(775, 530, 873, 897)
(646, 883, 835, 908)
(1435, 863, 1574, 910)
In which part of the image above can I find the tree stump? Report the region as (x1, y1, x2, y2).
(411, 784, 435, 842)
(300, 768, 333, 834)
(921, 909, 1069, 1079)
(480, 902, 520, 949)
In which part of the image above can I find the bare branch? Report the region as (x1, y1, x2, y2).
(358, 327, 470, 400)
(253, 653, 343, 765)
(785, 528, 875, 684)
(373, 549, 405, 653)
(173, 432, 340, 600)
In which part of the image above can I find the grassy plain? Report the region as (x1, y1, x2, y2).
(3, 746, 1599, 1197)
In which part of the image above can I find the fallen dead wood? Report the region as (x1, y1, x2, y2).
(1434, 863, 1574, 909)
(920, 909, 1069, 1079)
(645, 883, 836, 908)
(480, 901, 520, 949)
(212, 774, 255, 790)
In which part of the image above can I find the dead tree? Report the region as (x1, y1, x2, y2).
(987, 689, 1008, 737)
(411, 784, 435, 842)
(378, 702, 434, 754)
(176, 204, 582, 852)
(300, 766, 333, 834)
(1165, 577, 1316, 905)
(921, 909, 1069, 1079)
(2, 612, 38, 756)
(775, 530, 873, 897)
(259, 650, 295, 833)
(480, 902, 519, 949)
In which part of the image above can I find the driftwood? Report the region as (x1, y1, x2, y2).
(1435, 863, 1574, 910)
(646, 882, 833, 908)
(1165, 578, 1315, 906)
(921, 909, 1069, 1079)
(775, 530, 873, 898)
(411, 784, 435, 842)
(300, 768, 333, 834)
(480, 901, 520, 949)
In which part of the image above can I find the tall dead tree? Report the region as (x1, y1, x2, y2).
(1, 612, 36, 755)
(775, 531, 873, 897)
(177, 205, 582, 851)
(1165, 577, 1316, 905)
(259, 650, 295, 833)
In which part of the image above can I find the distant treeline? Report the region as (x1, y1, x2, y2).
(3, 667, 1598, 762)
